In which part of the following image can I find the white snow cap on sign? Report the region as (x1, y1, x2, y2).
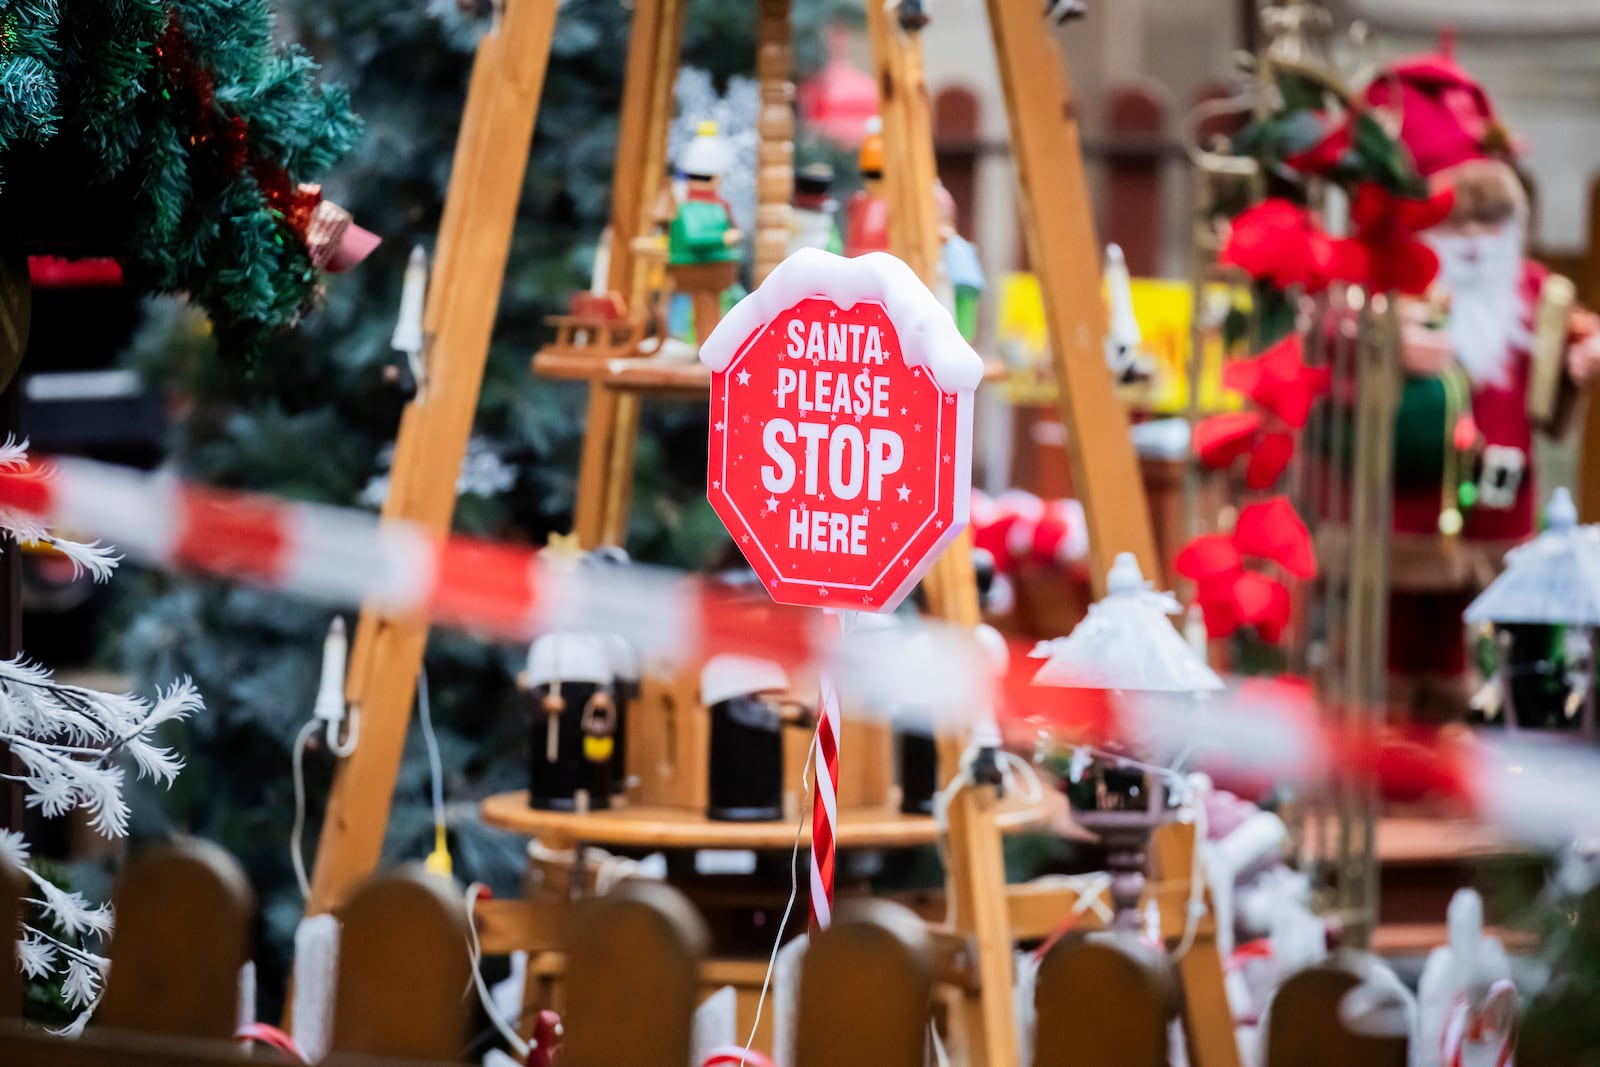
(524, 633, 613, 689)
(698, 247, 985, 394)
(701, 654, 791, 706)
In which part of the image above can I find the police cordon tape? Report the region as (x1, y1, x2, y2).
(4, 455, 1599, 852)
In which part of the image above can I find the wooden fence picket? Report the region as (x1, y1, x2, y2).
(1263, 964, 1408, 1067)
(95, 839, 253, 1041)
(4, 849, 1447, 1067)
(1033, 933, 1172, 1067)
(561, 878, 708, 1067)
(329, 864, 471, 1061)
(2, 858, 22, 1019)
(795, 900, 934, 1067)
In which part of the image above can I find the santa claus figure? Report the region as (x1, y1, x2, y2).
(1363, 53, 1600, 716)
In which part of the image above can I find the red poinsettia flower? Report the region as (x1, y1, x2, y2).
(1283, 112, 1352, 175)
(1233, 497, 1317, 580)
(1194, 411, 1264, 470)
(1221, 334, 1330, 430)
(1330, 183, 1454, 296)
(1219, 199, 1336, 294)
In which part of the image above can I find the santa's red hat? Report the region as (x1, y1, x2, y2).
(1364, 49, 1524, 224)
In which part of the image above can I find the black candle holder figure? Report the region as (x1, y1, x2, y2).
(897, 728, 939, 815)
(520, 633, 617, 812)
(702, 654, 793, 822)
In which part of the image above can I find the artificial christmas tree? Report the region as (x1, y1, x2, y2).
(0, 0, 366, 358)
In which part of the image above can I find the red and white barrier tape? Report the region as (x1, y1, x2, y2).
(9, 457, 1600, 853)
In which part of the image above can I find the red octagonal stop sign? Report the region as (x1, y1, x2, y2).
(700, 250, 983, 611)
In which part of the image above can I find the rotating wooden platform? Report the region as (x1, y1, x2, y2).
(480, 791, 1052, 851)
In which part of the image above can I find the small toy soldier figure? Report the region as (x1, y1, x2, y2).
(788, 163, 843, 257)
(668, 121, 744, 345)
(844, 116, 889, 258)
(702, 654, 794, 821)
(519, 633, 617, 811)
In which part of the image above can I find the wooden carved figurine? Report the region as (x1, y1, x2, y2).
(788, 163, 843, 257)
(520, 633, 617, 811)
(844, 116, 889, 258)
(668, 121, 744, 346)
(701, 654, 797, 821)
(933, 180, 984, 344)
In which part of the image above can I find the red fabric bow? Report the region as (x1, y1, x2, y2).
(1331, 183, 1454, 296)
(1219, 199, 1336, 294)
(1234, 497, 1317, 579)
(1177, 499, 1314, 643)
(1197, 335, 1329, 491)
(1194, 411, 1263, 471)
(1175, 534, 1246, 639)
(1221, 334, 1330, 430)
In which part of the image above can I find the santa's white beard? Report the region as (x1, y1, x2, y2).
(1425, 222, 1530, 389)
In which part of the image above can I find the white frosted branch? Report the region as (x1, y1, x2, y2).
(41, 537, 122, 583)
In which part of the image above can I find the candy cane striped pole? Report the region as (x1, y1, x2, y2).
(809, 611, 849, 932)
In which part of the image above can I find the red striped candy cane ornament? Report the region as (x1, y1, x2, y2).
(810, 659, 841, 931)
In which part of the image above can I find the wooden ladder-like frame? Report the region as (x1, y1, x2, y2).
(301, 4, 1206, 1065)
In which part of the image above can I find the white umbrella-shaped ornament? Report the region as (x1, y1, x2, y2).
(1030, 552, 1223, 929)
(1031, 552, 1225, 693)
(1464, 487, 1600, 737)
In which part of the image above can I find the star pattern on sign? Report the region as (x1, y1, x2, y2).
(943, 454, 950, 464)
(765, 495, 780, 513)
(829, 308, 838, 318)
(743, 414, 750, 423)
(914, 423, 921, 432)
(946, 394, 954, 403)
(713, 480, 721, 489)
(936, 519, 944, 528)
(891, 521, 899, 531)
(715, 420, 724, 431)
(896, 484, 911, 502)
(737, 369, 752, 386)
(900, 407, 907, 415)
(819, 588, 829, 597)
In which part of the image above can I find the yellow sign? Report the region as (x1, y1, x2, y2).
(995, 272, 1246, 414)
